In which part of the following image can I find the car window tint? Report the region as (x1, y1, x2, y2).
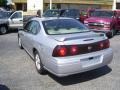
(12, 12, 22, 19)
(28, 21, 40, 35)
(43, 10, 60, 17)
(80, 10, 87, 16)
(42, 19, 89, 35)
(90, 11, 114, 17)
(62, 9, 80, 18)
(0, 11, 12, 18)
(24, 22, 32, 32)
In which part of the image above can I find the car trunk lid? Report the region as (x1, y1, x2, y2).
(50, 31, 106, 45)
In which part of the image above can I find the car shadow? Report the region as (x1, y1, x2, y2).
(0, 85, 10, 90)
(48, 65, 112, 86)
(8, 29, 18, 34)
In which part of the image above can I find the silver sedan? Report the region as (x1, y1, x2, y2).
(18, 17, 113, 77)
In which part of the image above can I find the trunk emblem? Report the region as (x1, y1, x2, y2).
(88, 46, 92, 51)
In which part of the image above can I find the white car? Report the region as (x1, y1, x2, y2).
(18, 17, 113, 77)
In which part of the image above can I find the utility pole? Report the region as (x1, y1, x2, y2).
(50, 0, 52, 9)
(113, 0, 116, 10)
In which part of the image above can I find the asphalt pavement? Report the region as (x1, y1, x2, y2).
(0, 32, 120, 90)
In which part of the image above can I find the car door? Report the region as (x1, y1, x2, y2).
(20, 21, 32, 51)
(9, 11, 23, 29)
(22, 20, 40, 56)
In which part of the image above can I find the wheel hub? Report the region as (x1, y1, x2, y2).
(35, 54, 41, 70)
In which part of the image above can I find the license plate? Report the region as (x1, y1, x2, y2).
(81, 55, 102, 67)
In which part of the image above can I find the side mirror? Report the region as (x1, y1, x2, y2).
(10, 16, 14, 20)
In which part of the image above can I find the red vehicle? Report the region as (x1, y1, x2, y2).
(84, 9, 120, 38)
(80, 9, 94, 23)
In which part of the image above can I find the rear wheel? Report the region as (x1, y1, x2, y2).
(34, 50, 46, 74)
(109, 29, 115, 38)
(0, 26, 7, 35)
(115, 30, 119, 34)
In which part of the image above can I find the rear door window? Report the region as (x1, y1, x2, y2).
(26, 21, 40, 35)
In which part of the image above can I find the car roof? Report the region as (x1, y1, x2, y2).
(31, 17, 74, 22)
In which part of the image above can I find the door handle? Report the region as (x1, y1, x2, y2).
(19, 20, 23, 21)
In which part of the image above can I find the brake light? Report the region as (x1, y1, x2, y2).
(99, 42, 104, 49)
(99, 39, 110, 49)
(59, 47, 67, 56)
(52, 39, 110, 57)
(52, 46, 67, 57)
(70, 45, 79, 55)
(52, 45, 79, 57)
(104, 39, 110, 48)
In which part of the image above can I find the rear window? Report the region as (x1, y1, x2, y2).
(42, 19, 89, 35)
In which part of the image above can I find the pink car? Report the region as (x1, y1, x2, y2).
(84, 9, 120, 38)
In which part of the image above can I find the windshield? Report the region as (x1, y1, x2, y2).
(43, 10, 61, 17)
(42, 19, 89, 35)
(90, 11, 114, 18)
(0, 11, 12, 19)
(61, 9, 80, 18)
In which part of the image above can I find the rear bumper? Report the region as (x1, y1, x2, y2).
(45, 48, 113, 77)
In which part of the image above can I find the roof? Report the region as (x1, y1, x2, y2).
(31, 17, 74, 22)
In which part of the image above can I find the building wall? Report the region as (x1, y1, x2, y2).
(44, 0, 113, 10)
(12, 0, 43, 15)
(60, 4, 101, 10)
(12, 0, 114, 10)
(12, 0, 27, 3)
(12, 0, 114, 15)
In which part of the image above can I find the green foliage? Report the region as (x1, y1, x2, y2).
(0, 0, 7, 6)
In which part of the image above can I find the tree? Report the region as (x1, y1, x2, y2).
(0, 0, 7, 7)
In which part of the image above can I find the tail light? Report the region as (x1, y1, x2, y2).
(58, 46, 67, 56)
(99, 42, 104, 49)
(52, 46, 67, 57)
(99, 39, 110, 49)
(70, 45, 79, 55)
(104, 39, 110, 48)
(52, 39, 110, 57)
(52, 45, 79, 57)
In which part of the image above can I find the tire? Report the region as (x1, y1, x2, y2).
(109, 29, 115, 38)
(18, 36, 23, 49)
(115, 30, 119, 34)
(34, 50, 46, 74)
(0, 26, 7, 35)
